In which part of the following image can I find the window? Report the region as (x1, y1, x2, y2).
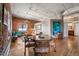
(34, 23, 42, 34)
(18, 23, 27, 32)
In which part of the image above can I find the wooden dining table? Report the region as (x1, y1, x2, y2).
(24, 35, 54, 56)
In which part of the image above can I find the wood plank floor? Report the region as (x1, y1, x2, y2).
(9, 36, 79, 56)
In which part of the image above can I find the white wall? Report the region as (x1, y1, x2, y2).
(63, 22, 68, 38)
(64, 16, 79, 37)
(74, 22, 79, 36)
(63, 22, 79, 37)
(41, 20, 51, 36)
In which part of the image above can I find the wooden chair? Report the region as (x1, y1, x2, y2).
(49, 39, 56, 52)
(34, 40, 50, 56)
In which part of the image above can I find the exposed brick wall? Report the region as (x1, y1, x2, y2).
(12, 17, 35, 35)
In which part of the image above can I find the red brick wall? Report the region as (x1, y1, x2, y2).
(12, 17, 35, 35)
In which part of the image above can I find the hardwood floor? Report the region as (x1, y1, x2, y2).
(9, 36, 79, 56)
(9, 37, 34, 56)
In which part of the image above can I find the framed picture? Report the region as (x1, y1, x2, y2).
(68, 22, 73, 30)
(3, 8, 8, 25)
(7, 11, 11, 31)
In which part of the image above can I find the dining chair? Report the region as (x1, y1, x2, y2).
(34, 40, 50, 56)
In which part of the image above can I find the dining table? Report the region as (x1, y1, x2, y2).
(23, 35, 56, 56)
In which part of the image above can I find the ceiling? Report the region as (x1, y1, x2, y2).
(11, 3, 79, 21)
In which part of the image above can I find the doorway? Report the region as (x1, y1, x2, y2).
(68, 22, 74, 36)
